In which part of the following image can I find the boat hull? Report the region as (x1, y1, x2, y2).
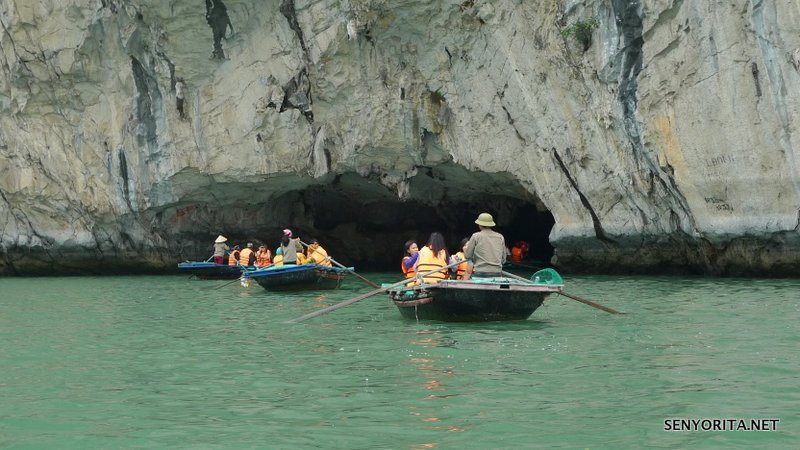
(177, 262, 245, 280)
(245, 264, 347, 291)
(388, 278, 561, 322)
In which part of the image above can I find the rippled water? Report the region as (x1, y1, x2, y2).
(1, 273, 798, 448)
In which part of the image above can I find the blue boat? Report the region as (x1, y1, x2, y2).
(244, 263, 349, 291)
(177, 261, 251, 280)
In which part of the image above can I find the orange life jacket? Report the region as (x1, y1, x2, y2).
(228, 250, 240, 266)
(255, 249, 272, 267)
(454, 251, 469, 280)
(415, 246, 448, 284)
(401, 256, 416, 279)
(511, 246, 523, 263)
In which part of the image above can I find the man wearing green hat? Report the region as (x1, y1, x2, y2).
(463, 212, 507, 279)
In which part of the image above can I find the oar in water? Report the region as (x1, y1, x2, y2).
(212, 260, 275, 290)
(299, 240, 379, 288)
(500, 270, 625, 315)
(288, 260, 462, 323)
(504, 261, 542, 271)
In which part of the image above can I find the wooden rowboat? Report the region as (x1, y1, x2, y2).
(387, 270, 564, 322)
(177, 261, 250, 280)
(244, 263, 349, 291)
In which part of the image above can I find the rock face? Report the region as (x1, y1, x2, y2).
(1, 0, 799, 276)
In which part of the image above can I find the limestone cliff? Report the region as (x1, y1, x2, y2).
(1, 0, 799, 276)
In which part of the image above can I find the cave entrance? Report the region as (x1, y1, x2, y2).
(294, 175, 556, 272)
(501, 204, 555, 268)
(180, 170, 556, 273)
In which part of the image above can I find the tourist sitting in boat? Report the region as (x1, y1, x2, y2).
(213, 235, 229, 265)
(272, 248, 284, 266)
(239, 243, 256, 267)
(449, 237, 472, 280)
(401, 240, 419, 280)
(255, 245, 272, 267)
(463, 212, 506, 278)
(510, 240, 529, 263)
(306, 238, 332, 266)
(228, 245, 241, 266)
(413, 232, 450, 284)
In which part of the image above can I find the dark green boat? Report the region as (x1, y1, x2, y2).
(387, 269, 564, 322)
(177, 261, 250, 280)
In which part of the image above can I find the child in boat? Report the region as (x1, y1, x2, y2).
(401, 240, 419, 280)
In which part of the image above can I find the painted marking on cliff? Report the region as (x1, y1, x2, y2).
(703, 197, 734, 212)
(705, 155, 735, 168)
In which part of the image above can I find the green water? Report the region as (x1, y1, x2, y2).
(1, 274, 798, 449)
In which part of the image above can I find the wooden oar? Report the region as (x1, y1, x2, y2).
(288, 260, 462, 323)
(212, 260, 274, 290)
(212, 276, 246, 290)
(299, 240, 380, 288)
(500, 270, 625, 315)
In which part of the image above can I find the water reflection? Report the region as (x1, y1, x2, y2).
(404, 328, 467, 448)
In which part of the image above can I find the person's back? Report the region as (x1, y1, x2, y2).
(414, 232, 449, 284)
(239, 243, 255, 267)
(280, 234, 300, 264)
(464, 213, 506, 277)
(212, 235, 229, 265)
(228, 247, 241, 266)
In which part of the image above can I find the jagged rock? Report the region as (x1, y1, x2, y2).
(1, 0, 800, 276)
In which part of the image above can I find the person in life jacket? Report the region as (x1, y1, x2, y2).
(239, 243, 256, 267)
(228, 245, 241, 266)
(306, 238, 332, 266)
(255, 245, 272, 267)
(413, 232, 449, 285)
(401, 240, 419, 281)
(510, 241, 529, 263)
(272, 247, 284, 266)
(449, 237, 472, 280)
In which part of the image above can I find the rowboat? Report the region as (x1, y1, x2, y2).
(177, 261, 252, 280)
(243, 263, 350, 291)
(387, 269, 564, 322)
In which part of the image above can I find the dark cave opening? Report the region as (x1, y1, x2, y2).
(296, 185, 556, 272)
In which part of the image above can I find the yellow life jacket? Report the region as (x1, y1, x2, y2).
(239, 248, 254, 266)
(273, 253, 284, 266)
(307, 245, 332, 266)
(415, 246, 448, 284)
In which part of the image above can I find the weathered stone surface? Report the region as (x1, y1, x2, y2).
(1, 0, 799, 275)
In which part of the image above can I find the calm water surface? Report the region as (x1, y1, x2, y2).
(1, 273, 798, 449)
